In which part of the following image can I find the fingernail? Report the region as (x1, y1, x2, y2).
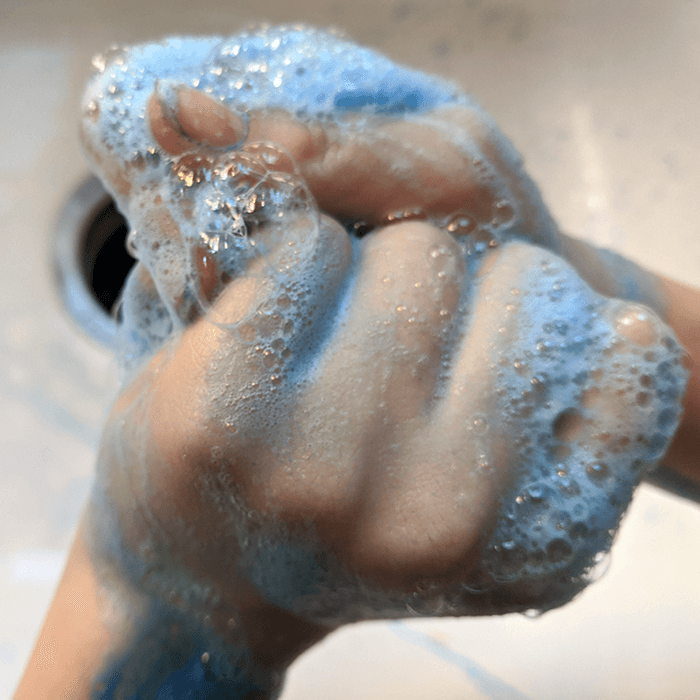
(148, 80, 194, 156)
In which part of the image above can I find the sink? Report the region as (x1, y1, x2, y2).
(2, 2, 700, 698)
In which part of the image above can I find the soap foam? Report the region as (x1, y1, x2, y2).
(479, 253, 686, 586)
(84, 26, 469, 163)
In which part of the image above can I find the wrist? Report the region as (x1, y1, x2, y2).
(15, 512, 329, 700)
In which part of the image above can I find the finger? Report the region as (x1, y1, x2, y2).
(299, 113, 508, 227)
(341, 246, 520, 588)
(145, 212, 352, 505)
(79, 121, 134, 200)
(265, 222, 465, 563)
(148, 96, 527, 235)
(148, 84, 247, 156)
(245, 109, 328, 166)
(126, 190, 193, 326)
(435, 106, 560, 250)
(436, 242, 688, 586)
(116, 262, 174, 365)
(413, 246, 527, 571)
(342, 244, 545, 587)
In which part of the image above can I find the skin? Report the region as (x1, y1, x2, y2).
(15, 86, 700, 700)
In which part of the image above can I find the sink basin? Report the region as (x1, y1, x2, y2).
(2, 2, 700, 698)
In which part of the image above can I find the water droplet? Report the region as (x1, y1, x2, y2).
(199, 188, 248, 251)
(513, 359, 528, 375)
(237, 323, 257, 343)
(262, 349, 276, 369)
(640, 374, 654, 388)
(244, 142, 296, 173)
(584, 550, 612, 584)
(526, 485, 544, 501)
(84, 100, 100, 120)
(384, 207, 427, 224)
(586, 462, 609, 480)
(546, 538, 572, 563)
(491, 200, 516, 227)
(91, 52, 107, 73)
(461, 571, 495, 594)
(552, 409, 584, 442)
(446, 212, 477, 237)
(125, 229, 138, 257)
(471, 414, 488, 435)
(201, 652, 211, 664)
(616, 305, 657, 347)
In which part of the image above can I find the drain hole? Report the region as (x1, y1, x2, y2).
(82, 199, 135, 313)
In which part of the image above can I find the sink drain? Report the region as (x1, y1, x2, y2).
(53, 177, 135, 346)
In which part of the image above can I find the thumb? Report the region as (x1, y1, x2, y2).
(148, 82, 248, 155)
(153, 211, 351, 428)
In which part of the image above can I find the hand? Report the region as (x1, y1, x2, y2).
(88, 87, 685, 620)
(17, 35, 692, 699)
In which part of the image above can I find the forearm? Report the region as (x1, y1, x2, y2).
(14, 510, 327, 700)
(13, 518, 145, 700)
(656, 275, 700, 488)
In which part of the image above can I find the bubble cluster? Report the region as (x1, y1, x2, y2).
(83, 25, 479, 369)
(479, 255, 688, 586)
(83, 25, 470, 163)
(115, 140, 318, 368)
(436, 194, 520, 263)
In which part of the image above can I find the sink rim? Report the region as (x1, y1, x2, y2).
(53, 175, 118, 347)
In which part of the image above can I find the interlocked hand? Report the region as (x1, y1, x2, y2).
(83, 83, 684, 634)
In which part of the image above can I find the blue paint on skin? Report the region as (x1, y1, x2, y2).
(94, 600, 269, 700)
